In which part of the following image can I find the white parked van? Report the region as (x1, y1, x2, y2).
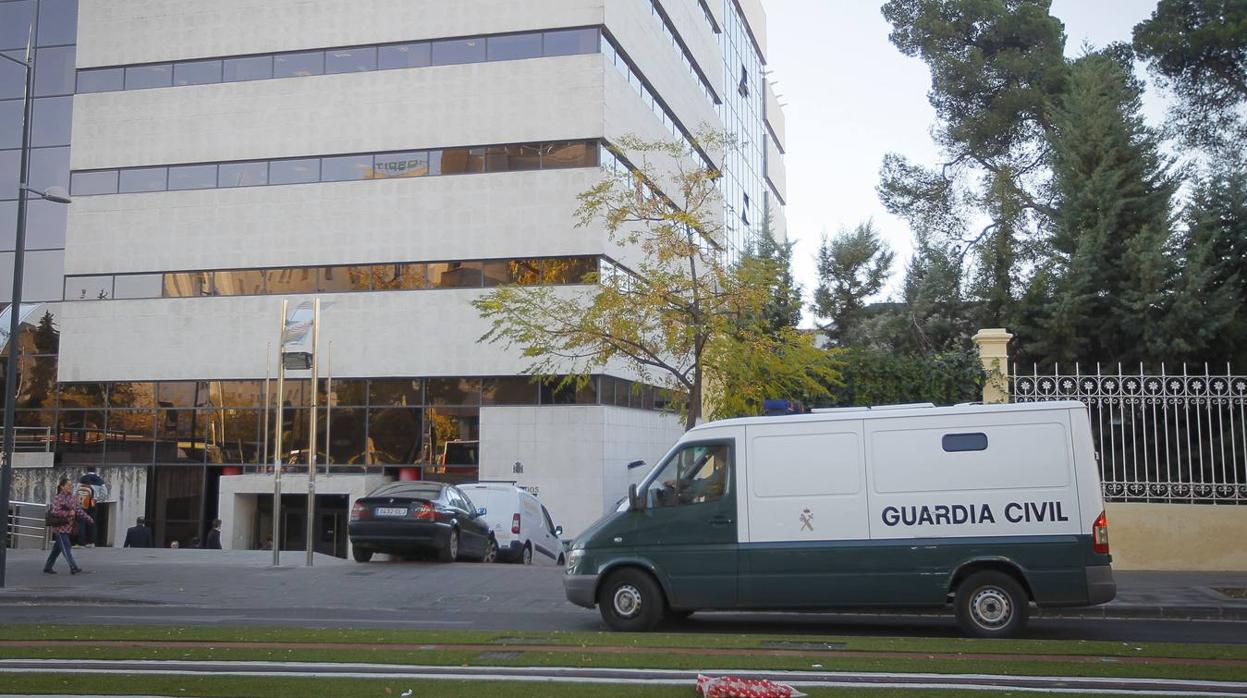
(460, 483, 565, 565)
(564, 401, 1116, 637)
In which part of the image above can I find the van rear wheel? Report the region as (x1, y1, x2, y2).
(597, 569, 664, 632)
(955, 571, 1028, 638)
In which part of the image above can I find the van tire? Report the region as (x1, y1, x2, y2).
(955, 571, 1029, 638)
(351, 547, 372, 563)
(598, 568, 665, 632)
(521, 543, 533, 565)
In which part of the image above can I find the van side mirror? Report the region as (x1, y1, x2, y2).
(476, 507, 487, 517)
(628, 483, 642, 511)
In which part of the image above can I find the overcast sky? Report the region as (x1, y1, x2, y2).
(764, 0, 1167, 326)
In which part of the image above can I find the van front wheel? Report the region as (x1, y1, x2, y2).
(954, 571, 1028, 638)
(597, 569, 664, 632)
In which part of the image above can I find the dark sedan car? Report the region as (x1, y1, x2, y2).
(348, 481, 496, 563)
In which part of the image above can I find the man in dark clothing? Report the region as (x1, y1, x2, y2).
(205, 519, 223, 550)
(123, 517, 153, 548)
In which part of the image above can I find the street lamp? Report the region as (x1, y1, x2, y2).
(0, 25, 73, 588)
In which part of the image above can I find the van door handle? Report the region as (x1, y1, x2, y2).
(708, 515, 734, 527)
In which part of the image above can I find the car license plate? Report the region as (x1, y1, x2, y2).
(375, 507, 407, 517)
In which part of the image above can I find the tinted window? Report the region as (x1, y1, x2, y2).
(379, 42, 430, 69)
(325, 47, 376, 74)
(317, 265, 370, 291)
(28, 146, 70, 193)
(0, 1, 36, 51)
(431, 38, 485, 65)
(24, 199, 67, 250)
(264, 267, 317, 294)
(426, 378, 481, 406)
(37, 0, 78, 45)
(482, 377, 538, 405)
(222, 55, 272, 82)
(1, 51, 25, 99)
(167, 164, 217, 191)
(274, 51, 323, 78)
(0, 100, 20, 148)
(367, 407, 422, 464)
(942, 433, 989, 452)
(162, 272, 210, 297)
(543, 140, 597, 168)
(371, 263, 425, 290)
(428, 261, 481, 288)
(118, 167, 167, 193)
(64, 275, 111, 300)
(0, 202, 15, 249)
(269, 158, 320, 185)
(373, 151, 429, 178)
(212, 269, 265, 295)
(71, 170, 118, 195)
(440, 147, 484, 174)
(125, 64, 172, 89)
(218, 161, 268, 187)
(76, 67, 124, 93)
(487, 33, 541, 61)
(485, 144, 541, 172)
(320, 154, 373, 182)
(543, 28, 598, 56)
(34, 46, 75, 96)
(0, 149, 18, 200)
(113, 273, 163, 299)
(174, 59, 222, 86)
(541, 378, 597, 405)
(31, 96, 72, 147)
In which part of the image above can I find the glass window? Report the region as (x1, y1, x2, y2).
(31, 96, 72, 147)
(0, 100, 20, 149)
(124, 64, 172, 89)
(222, 55, 272, 82)
(369, 379, 422, 407)
(546, 256, 597, 284)
(167, 164, 217, 191)
(487, 33, 542, 61)
(157, 381, 211, 408)
(488, 258, 543, 286)
(541, 377, 597, 405)
(70, 170, 117, 195)
(378, 42, 430, 70)
(118, 167, 167, 193)
(174, 59, 222, 86)
(942, 433, 989, 452)
(482, 377, 538, 405)
(428, 261, 481, 288)
(0, 149, 17, 200)
(325, 47, 376, 74)
(264, 267, 317, 294)
(319, 406, 365, 466)
(218, 161, 267, 187)
(12, 356, 57, 408)
(543, 28, 599, 57)
(1, 51, 25, 99)
(373, 151, 429, 178)
(543, 140, 597, 168)
(57, 409, 106, 463)
(64, 275, 111, 301)
(431, 37, 485, 65)
(162, 271, 211, 297)
(643, 442, 731, 508)
(20, 200, 61, 251)
(0, 2, 36, 51)
(212, 269, 265, 295)
(269, 158, 319, 185)
(106, 409, 156, 464)
(37, 0, 78, 46)
(440, 147, 484, 174)
(317, 265, 370, 292)
(424, 149, 443, 175)
(321, 378, 367, 406)
(370, 263, 425, 290)
(109, 382, 156, 408)
(0, 201, 14, 249)
(28, 146, 70, 193)
(367, 407, 422, 464)
(34, 46, 75, 97)
(426, 378, 481, 406)
(320, 154, 373, 182)
(273, 51, 323, 78)
(113, 273, 163, 299)
(485, 144, 541, 172)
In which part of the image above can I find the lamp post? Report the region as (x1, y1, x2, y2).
(0, 24, 73, 589)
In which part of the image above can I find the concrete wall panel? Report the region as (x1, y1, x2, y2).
(1107, 502, 1247, 571)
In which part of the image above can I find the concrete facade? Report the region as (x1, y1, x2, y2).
(1107, 503, 1247, 571)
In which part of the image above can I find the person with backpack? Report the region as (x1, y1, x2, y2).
(45, 477, 93, 575)
(76, 468, 108, 547)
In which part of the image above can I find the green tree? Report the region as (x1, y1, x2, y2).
(473, 135, 838, 429)
(898, 235, 972, 353)
(1133, 0, 1247, 154)
(812, 222, 895, 347)
(741, 202, 803, 336)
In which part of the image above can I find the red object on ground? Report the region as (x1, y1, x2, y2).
(695, 674, 805, 698)
(398, 468, 420, 481)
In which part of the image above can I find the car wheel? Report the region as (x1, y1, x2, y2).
(521, 543, 533, 565)
(480, 536, 498, 563)
(351, 546, 373, 563)
(438, 529, 459, 563)
(954, 571, 1029, 638)
(597, 568, 665, 632)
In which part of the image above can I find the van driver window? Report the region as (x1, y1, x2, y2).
(644, 443, 730, 508)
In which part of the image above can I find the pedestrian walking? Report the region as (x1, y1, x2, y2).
(205, 519, 223, 550)
(123, 516, 153, 548)
(44, 477, 93, 575)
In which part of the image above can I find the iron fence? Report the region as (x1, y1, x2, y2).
(1011, 364, 1247, 504)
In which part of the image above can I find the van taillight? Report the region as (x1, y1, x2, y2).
(1092, 510, 1110, 554)
(512, 513, 521, 534)
(350, 502, 368, 521)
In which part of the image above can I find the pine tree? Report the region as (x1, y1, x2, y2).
(742, 203, 803, 336)
(813, 222, 895, 347)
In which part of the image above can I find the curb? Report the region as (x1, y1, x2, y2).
(1037, 604, 1247, 622)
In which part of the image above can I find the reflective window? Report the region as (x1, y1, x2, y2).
(162, 272, 211, 297)
(118, 167, 167, 193)
(106, 410, 155, 464)
(428, 261, 481, 288)
(1, 52, 24, 99)
(427, 378, 481, 406)
(58, 409, 106, 463)
(0, 201, 13, 249)
(321, 378, 367, 406)
(485, 144, 541, 172)
(37, 0, 78, 46)
(218, 161, 267, 188)
(64, 275, 111, 301)
(109, 382, 156, 408)
(34, 46, 75, 97)
(369, 379, 422, 407)
(370, 263, 425, 290)
(273, 51, 323, 78)
(0, 100, 20, 148)
(543, 28, 599, 57)
(320, 407, 366, 465)
(325, 47, 376, 74)
(373, 151, 429, 178)
(317, 265, 370, 292)
(0, 149, 17, 199)
(12, 356, 57, 408)
(76, 67, 124, 93)
(167, 164, 217, 191)
(482, 377, 538, 405)
(487, 33, 541, 61)
(367, 407, 422, 464)
(320, 154, 373, 182)
(70, 170, 117, 195)
(222, 55, 272, 82)
(264, 267, 317, 294)
(28, 146, 70, 193)
(157, 381, 211, 408)
(174, 59, 222, 86)
(269, 158, 319, 185)
(212, 269, 265, 295)
(31, 96, 72, 147)
(431, 38, 485, 65)
(544, 141, 597, 168)
(124, 64, 172, 89)
(378, 42, 430, 69)
(113, 273, 163, 299)
(0, 2, 36, 51)
(440, 147, 484, 174)
(541, 378, 597, 405)
(547, 256, 597, 284)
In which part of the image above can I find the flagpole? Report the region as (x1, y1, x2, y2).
(272, 300, 287, 566)
(305, 298, 320, 567)
(324, 340, 332, 475)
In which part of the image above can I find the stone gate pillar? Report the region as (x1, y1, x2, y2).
(971, 328, 1013, 404)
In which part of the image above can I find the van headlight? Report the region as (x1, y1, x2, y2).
(566, 549, 585, 570)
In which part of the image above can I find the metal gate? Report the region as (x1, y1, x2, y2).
(1011, 364, 1247, 504)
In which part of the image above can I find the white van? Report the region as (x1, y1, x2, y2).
(460, 483, 565, 565)
(564, 401, 1116, 637)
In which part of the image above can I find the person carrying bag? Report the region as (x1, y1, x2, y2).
(44, 477, 93, 575)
